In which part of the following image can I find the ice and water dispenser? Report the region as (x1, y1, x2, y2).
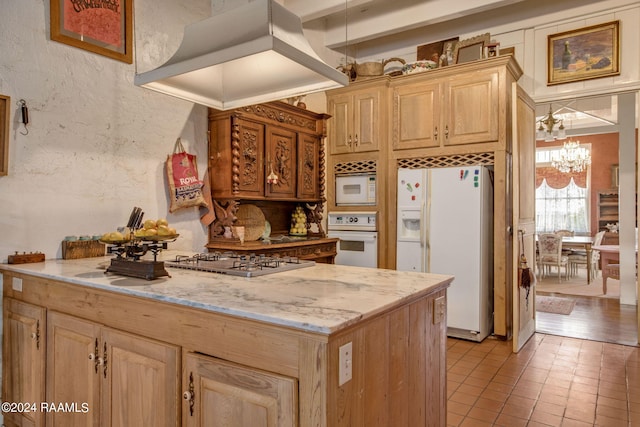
(397, 209, 421, 241)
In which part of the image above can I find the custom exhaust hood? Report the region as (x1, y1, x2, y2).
(134, 0, 349, 110)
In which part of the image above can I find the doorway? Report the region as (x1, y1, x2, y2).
(533, 93, 638, 346)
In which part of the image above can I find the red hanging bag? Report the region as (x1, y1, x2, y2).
(166, 138, 208, 213)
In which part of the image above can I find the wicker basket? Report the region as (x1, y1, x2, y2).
(234, 204, 266, 241)
(62, 240, 106, 259)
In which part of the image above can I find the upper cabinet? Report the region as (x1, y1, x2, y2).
(391, 81, 441, 150)
(391, 58, 512, 151)
(443, 69, 499, 145)
(208, 102, 329, 202)
(327, 80, 387, 154)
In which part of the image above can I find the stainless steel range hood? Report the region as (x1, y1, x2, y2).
(134, 0, 348, 110)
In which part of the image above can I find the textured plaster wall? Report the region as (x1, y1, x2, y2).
(0, 0, 212, 260)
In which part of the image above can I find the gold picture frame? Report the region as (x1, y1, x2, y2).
(454, 33, 490, 64)
(50, 0, 133, 63)
(0, 94, 9, 176)
(547, 20, 620, 86)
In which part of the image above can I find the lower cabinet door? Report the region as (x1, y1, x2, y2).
(183, 352, 297, 427)
(46, 311, 101, 427)
(3, 298, 46, 427)
(101, 327, 180, 427)
(46, 311, 180, 427)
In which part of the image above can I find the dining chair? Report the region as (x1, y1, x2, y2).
(537, 233, 569, 282)
(554, 229, 575, 258)
(568, 230, 605, 278)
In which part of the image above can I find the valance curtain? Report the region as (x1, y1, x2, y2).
(535, 166, 587, 189)
(535, 177, 589, 233)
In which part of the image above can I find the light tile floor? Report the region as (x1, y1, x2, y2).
(447, 333, 640, 426)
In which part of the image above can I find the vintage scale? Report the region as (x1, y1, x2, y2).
(102, 207, 177, 280)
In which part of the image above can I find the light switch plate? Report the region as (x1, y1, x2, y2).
(12, 277, 23, 292)
(338, 341, 353, 386)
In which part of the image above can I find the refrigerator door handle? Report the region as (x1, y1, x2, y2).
(424, 192, 431, 272)
(420, 200, 426, 248)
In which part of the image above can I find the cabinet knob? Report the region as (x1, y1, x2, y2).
(183, 391, 193, 401)
(88, 353, 95, 360)
(348, 135, 352, 146)
(434, 126, 438, 140)
(31, 332, 37, 340)
(444, 125, 449, 139)
(354, 134, 359, 146)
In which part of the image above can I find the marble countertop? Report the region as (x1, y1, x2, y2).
(0, 252, 452, 334)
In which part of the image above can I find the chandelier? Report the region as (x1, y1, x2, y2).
(551, 140, 591, 173)
(537, 105, 566, 141)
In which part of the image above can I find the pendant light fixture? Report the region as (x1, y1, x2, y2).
(134, 0, 349, 110)
(536, 104, 566, 141)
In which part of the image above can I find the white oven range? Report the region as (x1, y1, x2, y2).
(327, 212, 378, 268)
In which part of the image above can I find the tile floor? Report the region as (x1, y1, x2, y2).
(447, 333, 640, 426)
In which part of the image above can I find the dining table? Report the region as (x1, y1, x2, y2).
(559, 235, 595, 284)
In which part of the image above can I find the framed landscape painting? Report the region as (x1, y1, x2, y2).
(547, 21, 619, 86)
(50, 0, 133, 63)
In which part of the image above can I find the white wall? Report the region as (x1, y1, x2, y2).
(0, 0, 211, 261)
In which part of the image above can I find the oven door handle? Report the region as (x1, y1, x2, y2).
(328, 231, 377, 242)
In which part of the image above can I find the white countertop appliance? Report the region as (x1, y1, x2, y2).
(328, 212, 377, 268)
(396, 166, 494, 342)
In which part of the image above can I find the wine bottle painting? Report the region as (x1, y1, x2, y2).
(547, 20, 619, 86)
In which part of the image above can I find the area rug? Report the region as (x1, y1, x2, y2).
(534, 268, 620, 299)
(536, 295, 576, 315)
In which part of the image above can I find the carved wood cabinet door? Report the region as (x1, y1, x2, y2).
(234, 117, 265, 198)
(265, 127, 297, 199)
(297, 133, 320, 200)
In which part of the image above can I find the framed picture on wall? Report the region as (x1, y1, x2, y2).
(0, 94, 9, 176)
(50, 0, 133, 63)
(547, 20, 620, 86)
(454, 33, 490, 64)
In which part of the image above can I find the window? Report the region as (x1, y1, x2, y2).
(535, 147, 590, 234)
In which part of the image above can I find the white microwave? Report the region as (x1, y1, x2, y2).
(335, 173, 376, 205)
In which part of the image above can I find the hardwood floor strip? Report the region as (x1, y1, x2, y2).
(535, 295, 638, 347)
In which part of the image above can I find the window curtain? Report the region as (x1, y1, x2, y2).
(535, 177, 589, 234)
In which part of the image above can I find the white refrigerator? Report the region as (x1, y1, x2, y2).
(396, 166, 494, 342)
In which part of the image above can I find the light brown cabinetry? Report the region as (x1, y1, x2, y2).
(327, 81, 384, 154)
(392, 67, 499, 150)
(45, 311, 180, 427)
(3, 268, 449, 427)
(385, 55, 529, 339)
(183, 352, 297, 426)
(2, 298, 45, 427)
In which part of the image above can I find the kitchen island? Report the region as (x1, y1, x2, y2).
(1, 254, 452, 427)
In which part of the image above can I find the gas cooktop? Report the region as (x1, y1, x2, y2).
(164, 252, 315, 278)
